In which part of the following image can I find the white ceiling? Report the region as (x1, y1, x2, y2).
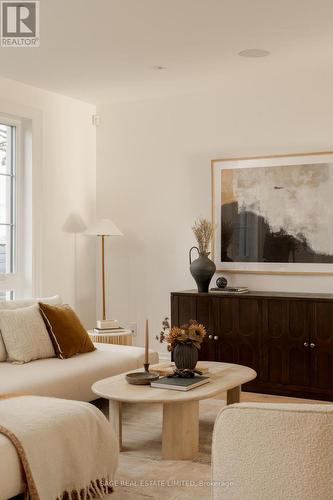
(0, 0, 333, 104)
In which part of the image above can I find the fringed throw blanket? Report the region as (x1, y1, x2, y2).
(0, 395, 118, 499)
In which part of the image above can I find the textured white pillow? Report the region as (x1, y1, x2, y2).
(0, 304, 55, 364)
(0, 334, 6, 362)
(0, 296, 61, 362)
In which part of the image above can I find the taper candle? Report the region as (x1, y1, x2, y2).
(144, 319, 149, 365)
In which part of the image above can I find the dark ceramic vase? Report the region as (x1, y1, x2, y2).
(173, 343, 198, 371)
(189, 246, 216, 293)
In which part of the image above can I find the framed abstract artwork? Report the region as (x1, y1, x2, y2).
(211, 152, 333, 274)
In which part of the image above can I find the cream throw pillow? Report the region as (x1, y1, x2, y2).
(0, 296, 61, 362)
(0, 304, 55, 363)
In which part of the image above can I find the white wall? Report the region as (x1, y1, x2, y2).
(97, 73, 333, 351)
(0, 76, 96, 327)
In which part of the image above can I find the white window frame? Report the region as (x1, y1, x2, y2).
(0, 114, 23, 296)
(0, 101, 43, 299)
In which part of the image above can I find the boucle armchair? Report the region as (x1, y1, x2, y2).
(212, 402, 333, 500)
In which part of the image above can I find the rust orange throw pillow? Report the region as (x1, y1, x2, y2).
(39, 303, 95, 359)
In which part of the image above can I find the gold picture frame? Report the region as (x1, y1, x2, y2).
(211, 151, 333, 275)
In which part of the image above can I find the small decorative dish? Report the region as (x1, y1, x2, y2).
(125, 371, 159, 385)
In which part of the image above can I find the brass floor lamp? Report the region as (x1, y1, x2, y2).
(86, 218, 123, 329)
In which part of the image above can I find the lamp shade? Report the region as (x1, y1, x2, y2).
(85, 218, 123, 236)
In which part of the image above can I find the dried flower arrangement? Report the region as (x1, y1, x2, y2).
(192, 218, 214, 256)
(157, 317, 170, 344)
(156, 318, 206, 352)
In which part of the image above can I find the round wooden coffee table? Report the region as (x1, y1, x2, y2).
(92, 361, 256, 460)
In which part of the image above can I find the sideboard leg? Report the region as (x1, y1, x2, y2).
(227, 385, 241, 405)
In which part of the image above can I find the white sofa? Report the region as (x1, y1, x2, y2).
(212, 402, 333, 500)
(0, 296, 159, 401)
(0, 342, 158, 401)
(0, 296, 159, 499)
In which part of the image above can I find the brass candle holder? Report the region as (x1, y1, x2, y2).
(125, 320, 159, 385)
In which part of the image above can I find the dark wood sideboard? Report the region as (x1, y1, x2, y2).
(171, 290, 333, 401)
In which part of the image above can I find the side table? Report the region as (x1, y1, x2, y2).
(88, 328, 133, 346)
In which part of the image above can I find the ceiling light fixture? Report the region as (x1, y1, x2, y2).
(238, 49, 270, 58)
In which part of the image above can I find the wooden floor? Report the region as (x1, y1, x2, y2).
(229, 390, 329, 404)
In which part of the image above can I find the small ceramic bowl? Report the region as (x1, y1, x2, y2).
(125, 371, 159, 385)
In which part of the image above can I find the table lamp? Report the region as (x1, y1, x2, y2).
(86, 218, 123, 329)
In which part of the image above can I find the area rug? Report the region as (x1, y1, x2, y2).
(97, 398, 224, 500)
(96, 391, 321, 500)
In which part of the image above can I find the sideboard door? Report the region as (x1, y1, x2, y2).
(196, 296, 215, 361)
(212, 297, 260, 375)
(171, 294, 196, 327)
(171, 294, 215, 361)
(262, 299, 311, 389)
(237, 298, 261, 377)
(311, 302, 333, 395)
(212, 297, 237, 364)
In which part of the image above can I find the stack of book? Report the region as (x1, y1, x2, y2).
(151, 375, 209, 391)
(210, 286, 249, 294)
(93, 327, 125, 334)
(93, 319, 125, 335)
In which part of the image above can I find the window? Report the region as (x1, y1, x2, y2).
(0, 290, 14, 300)
(0, 112, 34, 299)
(0, 122, 16, 275)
